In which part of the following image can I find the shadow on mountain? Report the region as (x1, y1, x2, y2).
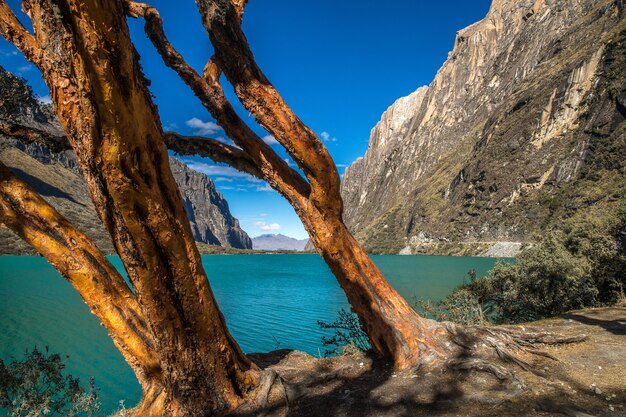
(10, 167, 85, 206)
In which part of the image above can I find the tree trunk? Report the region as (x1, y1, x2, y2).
(0, 0, 259, 414)
(195, 0, 448, 370)
(126, 0, 451, 370)
(308, 219, 448, 368)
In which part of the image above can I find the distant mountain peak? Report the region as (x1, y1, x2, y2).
(251, 233, 309, 251)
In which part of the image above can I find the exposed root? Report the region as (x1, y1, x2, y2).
(447, 358, 526, 389)
(442, 322, 588, 387)
(233, 370, 290, 417)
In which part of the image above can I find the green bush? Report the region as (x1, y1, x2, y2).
(418, 270, 487, 325)
(421, 222, 625, 325)
(0, 347, 100, 417)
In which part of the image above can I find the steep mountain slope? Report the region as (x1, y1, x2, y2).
(0, 68, 251, 254)
(251, 234, 309, 251)
(341, 0, 626, 254)
(170, 158, 252, 249)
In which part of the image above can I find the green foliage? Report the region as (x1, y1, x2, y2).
(318, 309, 370, 356)
(417, 270, 487, 325)
(0, 347, 100, 417)
(422, 220, 625, 325)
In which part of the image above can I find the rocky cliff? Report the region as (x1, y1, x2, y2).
(169, 157, 252, 249)
(0, 67, 252, 254)
(341, 0, 626, 254)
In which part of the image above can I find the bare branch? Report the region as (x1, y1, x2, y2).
(0, 119, 265, 182)
(0, 1, 39, 62)
(164, 131, 264, 180)
(0, 161, 159, 376)
(195, 0, 341, 214)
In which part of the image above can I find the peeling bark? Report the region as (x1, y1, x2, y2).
(0, 0, 259, 414)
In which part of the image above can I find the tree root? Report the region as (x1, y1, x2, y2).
(233, 370, 290, 417)
(447, 358, 527, 389)
(443, 322, 587, 387)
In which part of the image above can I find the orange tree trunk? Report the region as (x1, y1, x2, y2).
(125, 0, 449, 370)
(194, 0, 448, 369)
(0, 0, 258, 415)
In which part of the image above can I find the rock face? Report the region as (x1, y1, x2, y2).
(341, 0, 626, 254)
(0, 67, 252, 254)
(169, 158, 252, 249)
(251, 234, 309, 251)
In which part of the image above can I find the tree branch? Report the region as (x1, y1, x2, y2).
(195, 0, 341, 215)
(164, 132, 264, 179)
(124, 0, 311, 202)
(0, 120, 68, 152)
(0, 1, 39, 62)
(0, 118, 267, 184)
(0, 161, 160, 378)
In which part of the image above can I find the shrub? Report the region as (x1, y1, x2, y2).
(422, 223, 625, 325)
(0, 347, 100, 417)
(318, 309, 370, 356)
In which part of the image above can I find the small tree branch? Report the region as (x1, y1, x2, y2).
(164, 131, 264, 180)
(0, 1, 36, 53)
(0, 1, 39, 62)
(0, 161, 160, 377)
(232, 0, 248, 19)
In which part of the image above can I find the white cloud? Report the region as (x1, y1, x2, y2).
(262, 135, 279, 145)
(37, 95, 52, 104)
(254, 221, 281, 231)
(183, 160, 252, 179)
(185, 117, 222, 135)
(259, 213, 269, 217)
(17, 64, 32, 73)
(255, 183, 274, 192)
(213, 177, 234, 183)
(320, 131, 337, 142)
(283, 158, 295, 167)
(0, 49, 19, 57)
(163, 121, 178, 131)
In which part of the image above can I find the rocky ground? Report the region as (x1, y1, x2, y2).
(243, 304, 625, 417)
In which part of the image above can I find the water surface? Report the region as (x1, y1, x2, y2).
(0, 254, 504, 414)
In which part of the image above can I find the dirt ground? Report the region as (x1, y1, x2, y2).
(245, 304, 626, 417)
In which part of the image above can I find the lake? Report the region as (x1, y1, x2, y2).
(0, 254, 504, 415)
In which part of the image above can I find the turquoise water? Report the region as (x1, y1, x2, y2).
(0, 254, 503, 414)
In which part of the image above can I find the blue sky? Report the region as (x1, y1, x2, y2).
(1, 0, 491, 239)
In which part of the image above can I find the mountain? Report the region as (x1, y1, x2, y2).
(0, 67, 252, 254)
(251, 234, 309, 251)
(341, 0, 626, 255)
(169, 158, 252, 249)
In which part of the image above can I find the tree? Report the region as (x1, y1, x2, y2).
(0, 1, 583, 415)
